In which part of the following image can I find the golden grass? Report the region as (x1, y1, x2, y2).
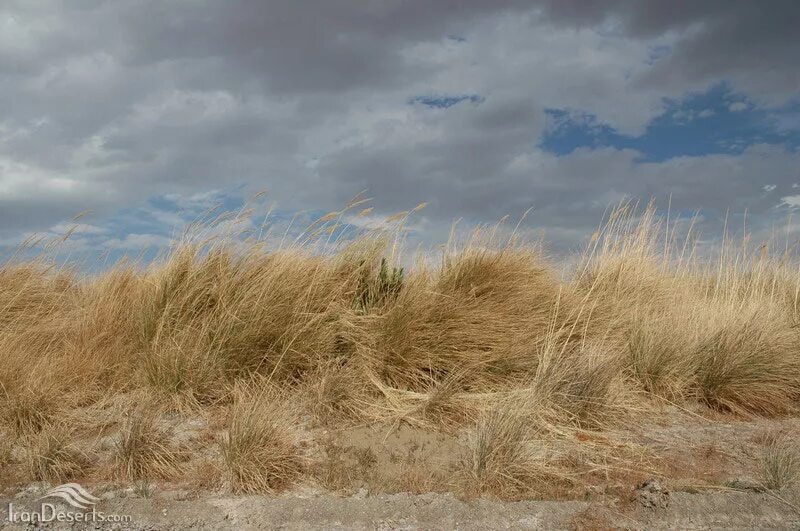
(760, 433, 799, 490)
(221, 378, 306, 493)
(112, 403, 184, 480)
(458, 406, 557, 498)
(0, 201, 799, 497)
(23, 425, 89, 483)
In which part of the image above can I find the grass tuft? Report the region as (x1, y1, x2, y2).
(221, 379, 306, 493)
(24, 426, 89, 483)
(113, 404, 183, 480)
(761, 434, 799, 490)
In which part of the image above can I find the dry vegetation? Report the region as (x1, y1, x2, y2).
(1, 201, 799, 501)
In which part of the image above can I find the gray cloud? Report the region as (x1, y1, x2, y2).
(535, 0, 800, 103)
(1, 1, 799, 251)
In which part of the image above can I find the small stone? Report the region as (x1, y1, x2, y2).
(634, 478, 670, 510)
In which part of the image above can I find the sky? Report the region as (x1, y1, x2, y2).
(1, 1, 800, 261)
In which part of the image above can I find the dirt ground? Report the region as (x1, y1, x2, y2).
(2, 410, 799, 530)
(2, 486, 799, 530)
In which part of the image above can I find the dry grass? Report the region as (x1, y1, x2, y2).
(112, 403, 184, 480)
(0, 201, 799, 498)
(24, 425, 89, 483)
(221, 378, 306, 493)
(761, 434, 799, 490)
(458, 407, 549, 497)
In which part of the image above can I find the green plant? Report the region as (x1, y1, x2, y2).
(132, 479, 154, 498)
(354, 257, 404, 313)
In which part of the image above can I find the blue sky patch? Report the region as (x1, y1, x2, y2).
(541, 84, 800, 162)
(409, 94, 484, 109)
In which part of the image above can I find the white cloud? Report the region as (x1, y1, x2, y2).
(48, 222, 108, 235)
(104, 233, 173, 250)
(781, 195, 800, 208)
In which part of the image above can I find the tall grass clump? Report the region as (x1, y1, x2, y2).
(1, 198, 800, 496)
(459, 407, 543, 497)
(221, 378, 306, 493)
(579, 203, 800, 415)
(113, 403, 183, 480)
(347, 243, 574, 393)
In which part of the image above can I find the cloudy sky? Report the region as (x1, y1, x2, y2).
(1, 1, 800, 259)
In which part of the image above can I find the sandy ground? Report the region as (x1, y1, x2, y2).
(2, 410, 799, 529)
(2, 486, 799, 530)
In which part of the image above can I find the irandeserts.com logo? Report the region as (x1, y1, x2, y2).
(4, 483, 132, 524)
